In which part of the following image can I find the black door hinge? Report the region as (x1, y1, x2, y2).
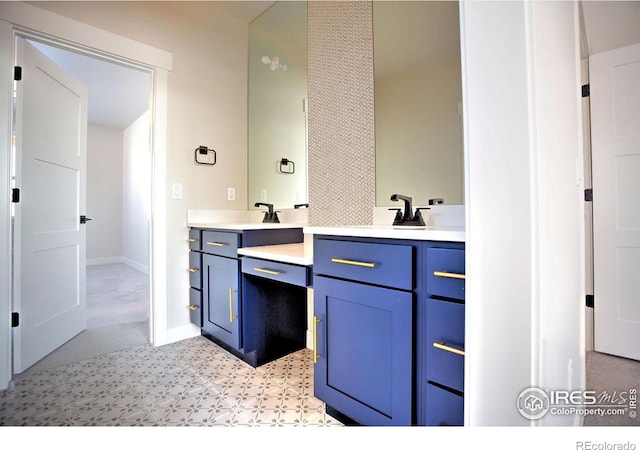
(14, 66, 22, 81)
(586, 294, 594, 308)
(584, 188, 593, 202)
(11, 188, 19, 203)
(11, 312, 19, 327)
(582, 84, 590, 98)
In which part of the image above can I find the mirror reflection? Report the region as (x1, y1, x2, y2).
(248, 1, 308, 210)
(374, 1, 464, 206)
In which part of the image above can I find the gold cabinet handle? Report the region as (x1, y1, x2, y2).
(207, 241, 228, 247)
(187, 268, 199, 273)
(434, 271, 466, 280)
(331, 258, 376, 268)
(254, 267, 282, 276)
(433, 341, 465, 356)
(188, 305, 199, 311)
(313, 316, 321, 363)
(187, 238, 199, 243)
(229, 288, 238, 323)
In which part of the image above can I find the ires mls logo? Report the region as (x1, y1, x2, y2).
(517, 387, 551, 420)
(517, 387, 637, 420)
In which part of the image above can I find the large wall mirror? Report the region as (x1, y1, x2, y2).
(374, 1, 464, 207)
(248, 1, 308, 210)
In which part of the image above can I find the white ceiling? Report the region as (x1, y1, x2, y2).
(31, 40, 151, 130)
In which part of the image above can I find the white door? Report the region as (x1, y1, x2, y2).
(13, 39, 88, 373)
(591, 42, 640, 361)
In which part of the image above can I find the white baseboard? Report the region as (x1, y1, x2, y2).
(157, 323, 200, 347)
(123, 257, 149, 275)
(86, 256, 125, 266)
(86, 256, 149, 275)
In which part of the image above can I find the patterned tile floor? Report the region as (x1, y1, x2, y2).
(0, 336, 343, 427)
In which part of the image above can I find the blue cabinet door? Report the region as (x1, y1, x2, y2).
(202, 253, 241, 350)
(313, 276, 413, 426)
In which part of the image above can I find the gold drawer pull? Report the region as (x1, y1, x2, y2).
(313, 316, 321, 363)
(188, 305, 199, 311)
(254, 267, 282, 276)
(331, 258, 376, 268)
(187, 238, 199, 243)
(207, 241, 228, 247)
(433, 341, 465, 356)
(187, 268, 199, 273)
(434, 271, 465, 280)
(229, 288, 238, 322)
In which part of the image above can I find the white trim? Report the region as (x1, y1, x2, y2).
(123, 258, 149, 275)
(86, 257, 149, 275)
(0, 2, 172, 71)
(0, 19, 13, 391)
(0, 4, 172, 387)
(86, 257, 125, 266)
(162, 323, 200, 347)
(150, 68, 168, 348)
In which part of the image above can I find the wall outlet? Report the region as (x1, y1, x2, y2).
(172, 182, 183, 199)
(227, 187, 235, 201)
(260, 189, 267, 202)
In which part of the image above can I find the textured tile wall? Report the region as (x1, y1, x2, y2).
(307, 1, 375, 226)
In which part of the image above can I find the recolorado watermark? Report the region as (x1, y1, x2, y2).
(517, 387, 637, 420)
(576, 442, 636, 450)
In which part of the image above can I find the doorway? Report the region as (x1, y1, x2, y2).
(11, 36, 153, 374)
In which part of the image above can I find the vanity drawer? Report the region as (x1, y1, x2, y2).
(425, 298, 465, 393)
(314, 238, 413, 290)
(189, 251, 201, 289)
(188, 229, 202, 251)
(242, 257, 310, 287)
(426, 247, 465, 301)
(424, 382, 464, 426)
(202, 230, 240, 258)
(189, 287, 202, 327)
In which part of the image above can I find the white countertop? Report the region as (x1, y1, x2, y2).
(237, 242, 313, 266)
(303, 225, 465, 242)
(188, 222, 305, 231)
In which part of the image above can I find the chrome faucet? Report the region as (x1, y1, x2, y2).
(254, 202, 280, 223)
(390, 194, 428, 226)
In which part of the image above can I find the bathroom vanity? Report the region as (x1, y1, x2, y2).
(305, 225, 466, 426)
(187, 223, 306, 367)
(187, 215, 466, 427)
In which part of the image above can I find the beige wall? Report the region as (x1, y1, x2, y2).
(86, 124, 123, 261)
(307, 1, 375, 226)
(123, 111, 150, 273)
(33, 1, 249, 329)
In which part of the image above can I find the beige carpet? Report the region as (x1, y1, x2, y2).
(584, 350, 640, 426)
(18, 263, 150, 377)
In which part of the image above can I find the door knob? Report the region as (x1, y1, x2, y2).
(80, 215, 92, 224)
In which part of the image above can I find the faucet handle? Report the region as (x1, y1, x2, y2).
(389, 208, 403, 225)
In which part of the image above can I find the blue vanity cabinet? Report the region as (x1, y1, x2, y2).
(312, 236, 415, 426)
(202, 252, 241, 349)
(421, 244, 466, 426)
(190, 226, 304, 361)
(188, 229, 202, 327)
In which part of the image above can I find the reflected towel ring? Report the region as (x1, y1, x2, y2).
(195, 146, 216, 166)
(278, 158, 295, 174)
